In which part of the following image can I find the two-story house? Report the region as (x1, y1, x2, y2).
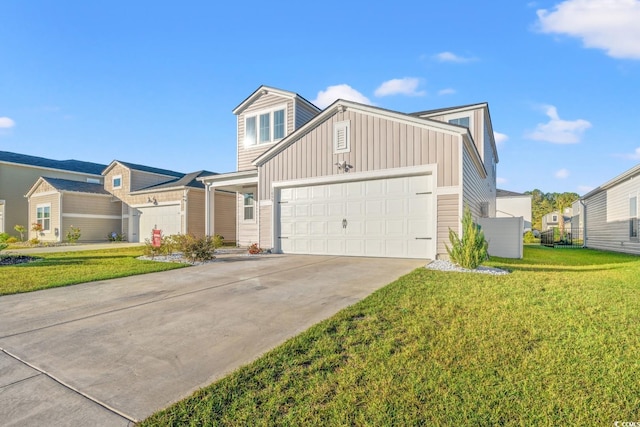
(0, 151, 105, 238)
(199, 85, 499, 260)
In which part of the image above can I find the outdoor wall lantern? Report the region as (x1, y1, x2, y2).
(334, 160, 352, 173)
(147, 197, 157, 205)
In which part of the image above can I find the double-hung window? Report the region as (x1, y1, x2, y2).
(630, 196, 638, 240)
(448, 116, 470, 128)
(243, 192, 255, 221)
(244, 106, 286, 147)
(36, 204, 51, 232)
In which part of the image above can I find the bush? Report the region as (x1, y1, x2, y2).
(178, 234, 219, 263)
(107, 232, 126, 242)
(14, 225, 26, 241)
(446, 205, 489, 269)
(29, 237, 40, 245)
(0, 242, 7, 252)
(66, 225, 81, 243)
(6, 237, 18, 244)
(0, 233, 9, 242)
(523, 231, 536, 243)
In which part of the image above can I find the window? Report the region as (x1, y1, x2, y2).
(112, 175, 122, 189)
(86, 178, 101, 184)
(244, 107, 286, 147)
(630, 197, 638, 240)
(449, 116, 470, 128)
(552, 215, 558, 222)
(479, 202, 489, 218)
(334, 120, 351, 153)
(243, 192, 255, 221)
(36, 204, 51, 232)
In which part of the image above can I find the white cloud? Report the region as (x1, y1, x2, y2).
(0, 117, 15, 128)
(494, 131, 509, 146)
(537, 0, 640, 59)
(578, 185, 595, 193)
(434, 51, 476, 63)
(374, 78, 425, 97)
(312, 84, 372, 109)
(555, 168, 570, 179)
(621, 147, 640, 160)
(525, 105, 591, 143)
(438, 88, 456, 96)
(496, 177, 508, 185)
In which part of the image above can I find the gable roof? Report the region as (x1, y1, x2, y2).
(410, 102, 488, 117)
(0, 150, 106, 175)
(252, 98, 481, 169)
(130, 170, 216, 193)
(582, 163, 640, 199)
(26, 177, 111, 198)
(102, 160, 185, 178)
(497, 189, 528, 198)
(232, 85, 321, 115)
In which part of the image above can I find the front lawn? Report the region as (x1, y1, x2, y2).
(0, 247, 187, 295)
(142, 246, 640, 426)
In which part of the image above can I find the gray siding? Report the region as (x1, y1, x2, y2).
(130, 170, 175, 191)
(61, 216, 121, 242)
(296, 102, 319, 128)
(462, 143, 492, 220)
(585, 179, 640, 254)
(258, 109, 460, 200)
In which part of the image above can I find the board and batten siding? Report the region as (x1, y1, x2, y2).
(584, 180, 640, 255)
(237, 94, 295, 171)
(422, 109, 484, 161)
(258, 109, 460, 201)
(437, 194, 459, 258)
(213, 191, 236, 243)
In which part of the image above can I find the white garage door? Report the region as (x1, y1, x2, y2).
(138, 204, 182, 240)
(278, 175, 433, 259)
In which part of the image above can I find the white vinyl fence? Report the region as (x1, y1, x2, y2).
(477, 217, 523, 259)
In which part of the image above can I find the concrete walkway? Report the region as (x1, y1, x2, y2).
(0, 254, 424, 426)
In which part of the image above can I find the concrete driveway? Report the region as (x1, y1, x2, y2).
(0, 254, 424, 426)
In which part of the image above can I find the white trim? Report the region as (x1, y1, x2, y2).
(35, 202, 52, 232)
(30, 190, 59, 197)
(112, 175, 123, 190)
(130, 202, 181, 209)
(62, 213, 122, 219)
(243, 104, 288, 148)
(272, 164, 436, 189)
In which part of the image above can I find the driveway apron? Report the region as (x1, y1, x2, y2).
(0, 254, 424, 426)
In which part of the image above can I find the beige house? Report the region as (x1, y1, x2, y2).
(0, 151, 105, 238)
(200, 85, 499, 259)
(25, 160, 236, 243)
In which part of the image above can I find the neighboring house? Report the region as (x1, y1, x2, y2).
(25, 160, 236, 243)
(496, 189, 532, 232)
(541, 208, 572, 231)
(26, 177, 122, 241)
(0, 151, 105, 238)
(200, 85, 499, 260)
(579, 163, 640, 255)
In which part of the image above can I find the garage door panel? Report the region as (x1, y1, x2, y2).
(138, 205, 181, 239)
(278, 174, 434, 259)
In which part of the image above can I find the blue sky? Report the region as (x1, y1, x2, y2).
(2, 0, 640, 195)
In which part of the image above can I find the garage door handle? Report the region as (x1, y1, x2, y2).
(342, 219, 348, 229)
(415, 237, 432, 240)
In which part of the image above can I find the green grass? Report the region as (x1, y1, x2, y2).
(141, 246, 640, 426)
(0, 247, 187, 295)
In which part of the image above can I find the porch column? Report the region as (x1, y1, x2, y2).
(206, 185, 216, 236)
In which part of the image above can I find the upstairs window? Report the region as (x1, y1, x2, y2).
(630, 196, 638, 240)
(244, 106, 286, 147)
(449, 116, 470, 128)
(552, 215, 558, 222)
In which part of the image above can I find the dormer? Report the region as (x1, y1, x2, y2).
(233, 86, 320, 171)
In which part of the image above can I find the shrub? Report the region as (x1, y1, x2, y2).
(107, 232, 126, 242)
(66, 225, 81, 243)
(523, 231, 536, 243)
(0, 242, 7, 252)
(0, 233, 9, 242)
(248, 243, 263, 255)
(179, 234, 219, 263)
(14, 225, 26, 241)
(6, 237, 18, 244)
(31, 222, 43, 233)
(446, 205, 489, 269)
(29, 237, 40, 245)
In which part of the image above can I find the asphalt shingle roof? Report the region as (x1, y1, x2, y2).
(0, 151, 106, 175)
(41, 177, 110, 195)
(114, 161, 184, 178)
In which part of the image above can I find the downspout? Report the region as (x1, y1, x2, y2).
(183, 189, 189, 235)
(580, 199, 587, 248)
(204, 183, 210, 236)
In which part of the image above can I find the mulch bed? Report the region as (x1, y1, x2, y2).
(0, 255, 39, 266)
